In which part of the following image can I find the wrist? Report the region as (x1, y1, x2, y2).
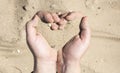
(33, 58, 56, 73)
(64, 59, 80, 64)
(63, 60, 81, 73)
(64, 60, 80, 67)
(34, 55, 57, 62)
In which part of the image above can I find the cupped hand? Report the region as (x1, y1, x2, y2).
(62, 17, 90, 62)
(26, 15, 57, 61)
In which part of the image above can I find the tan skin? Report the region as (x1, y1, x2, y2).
(26, 11, 90, 73)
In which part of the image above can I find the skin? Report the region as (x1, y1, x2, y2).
(50, 23, 59, 30)
(58, 18, 67, 30)
(37, 11, 54, 23)
(57, 17, 90, 73)
(26, 15, 57, 73)
(36, 11, 82, 30)
(51, 13, 61, 23)
(65, 11, 82, 21)
(61, 17, 90, 73)
(26, 11, 90, 73)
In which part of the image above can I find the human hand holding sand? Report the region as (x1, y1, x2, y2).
(62, 17, 90, 61)
(26, 11, 90, 73)
(26, 15, 57, 60)
(26, 15, 57, 73)
(60, 17, 90, 73)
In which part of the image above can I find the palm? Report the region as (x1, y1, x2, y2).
(29, 35, 54, 58)
(63, 35, 87, 61)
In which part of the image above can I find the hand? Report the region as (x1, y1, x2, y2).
(37, 11, 81, 30)
(26, 15, 57, 61)
(62, 17, 90, 62)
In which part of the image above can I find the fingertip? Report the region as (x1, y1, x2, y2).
(30, 15, 39, 26)
(60, 12, 69, 18)
(79, 16, 90, 40)
(36, 11, 44, 20)
(36, 11, 54, 23)
(83, 16, 88, 21)
(80, 16, 88, 29)
(50, 23, 59, 30)
(65, 11, 82, 21)
(36, 10, 42, 15)
(33, 15, 39, 21)
(58, 25, 64, 30)
(65, 12, 72, 21)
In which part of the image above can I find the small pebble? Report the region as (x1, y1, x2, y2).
(47, 23, 52, 27)
(20, 17, 23, 20)
(51, 23, 58, 30)
(32, 6, 35, 9)
(22, 5, 27, 11)
(97, 7, 101, 9)
(17, 49, 21, 53)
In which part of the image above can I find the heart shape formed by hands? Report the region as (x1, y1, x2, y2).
(26, 11, 90, 73)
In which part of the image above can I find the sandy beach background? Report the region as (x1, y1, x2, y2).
(0, 0, 120, 73)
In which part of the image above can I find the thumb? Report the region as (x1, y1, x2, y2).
(26, 15, 39, 39)
(79, 16, 90, 42)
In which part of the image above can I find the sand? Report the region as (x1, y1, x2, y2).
(0, 0, 120, 73)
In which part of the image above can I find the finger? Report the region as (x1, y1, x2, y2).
(26, 15, 39, 39)
(58, 18, 67, 30)
(65, 11, 82, 21)
(44, 12, 54, 23)
(37, 11, 45, 21)
(37, 11, 54, 23)
(79, 16, 90, 43)
(51, 13, 60, 23)
(51, 23, 59, 30)
(60, 12, 68, 18)
(58, 24, 66, 30)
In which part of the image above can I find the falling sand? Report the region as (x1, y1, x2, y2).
(0, 0, 120, 73)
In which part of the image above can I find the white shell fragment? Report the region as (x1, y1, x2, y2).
(47, 23, 52, 27)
